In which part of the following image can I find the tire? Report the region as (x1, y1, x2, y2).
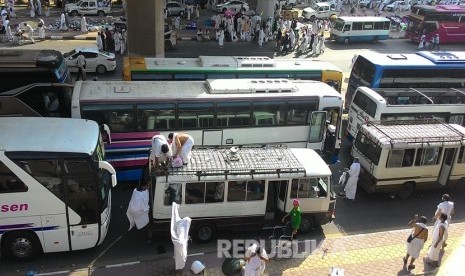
(343, 37, 350, 45)
(196, 224, 215, 243)
(70, 10, 78, 16)
(3, 231, 42, 261)
(96, 64, 107, 74)
(398, 182, 415, 199)
(299, 217, 315, 234)
(372, 36, 379, 44)
(310, 15, 316, 22)
(97, 10, 105, 17)
(179, 11, 185, 17)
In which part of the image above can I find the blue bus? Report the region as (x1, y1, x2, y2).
(346, 51, 465, 108)
(0, 49, 72, 93)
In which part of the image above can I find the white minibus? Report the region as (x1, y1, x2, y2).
(330, 17, 391, 44)
(0, 117, 117, 261)
(352, 121, 465, 199)
(151, 146, 336, 242)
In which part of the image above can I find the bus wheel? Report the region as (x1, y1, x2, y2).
(196, 224, 215, 243)
(3, 231, 42, 261)
(299, 217, 315, 234)
(343, 37, 350, 45)
(398, 182, 415, 199)
(372, 36, 379, 44)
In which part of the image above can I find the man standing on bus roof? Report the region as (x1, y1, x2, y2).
(76, 51, 86, 81)
(343, 157, 360, 201)
(168, 132, 194, 165)
(281, 199, 301, 238)
(149, 134, 172, 168)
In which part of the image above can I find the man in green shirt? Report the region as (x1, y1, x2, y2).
(281, 199, 302, 237)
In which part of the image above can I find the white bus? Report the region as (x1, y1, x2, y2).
(352, 121, 465, 199)
(151, 146, 336, 242)
(0, 117, 117, 261)
(347, 87, 465, 140)
(330, 17, 391, 44)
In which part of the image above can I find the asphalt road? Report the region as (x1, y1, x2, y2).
(1, 37, 465, 275)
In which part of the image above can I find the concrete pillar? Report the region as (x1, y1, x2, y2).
(126, 0, 164, 57)
(256, 0, 275, 19)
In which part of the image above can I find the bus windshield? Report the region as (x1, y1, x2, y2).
(334, 19, 345, 31)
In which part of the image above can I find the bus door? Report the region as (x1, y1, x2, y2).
(438, 148, 457, 186)
(307, 111, 327, 150)
(276, 180, 289, 216)
(63, 159, 101, 251)
(202, 129, 223, 146)
(267, 180, 287, 222)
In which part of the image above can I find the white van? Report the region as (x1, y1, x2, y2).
(330, 16, 391, 44)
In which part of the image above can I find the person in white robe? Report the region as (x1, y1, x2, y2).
(195, 4, 200, 19)
(427, 213, 447, 267)
(218, 28, 224, 48)
(258, 27, 265, 46)
(36, 0, 42, 16)
(5, 20, 13, 41)
(289, 29, 295, 50)
(171, 202, 192, 271)
(60, 11, 67, 31)
(344, 157, 360, 200)
(432, 194, 454, 248)
(29, 2, 35, 18)
(299, 33, 308, 53)
(318, 33, 325, 54)
(174, 16, 181, 30)
(418, 34, 426, 49)
(96, 31, 103, 50)
(80, 15, 88, 33)
(126, 182, 150, 231)
(404, 215, 428, 271)
(244, 244, 269, 276)
(113, 30, 122, 53)
(37, 18, 45, 40)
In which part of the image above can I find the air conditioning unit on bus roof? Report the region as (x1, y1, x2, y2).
(206, 79, 297, 94)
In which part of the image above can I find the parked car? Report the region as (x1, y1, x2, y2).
(386, 0, 410, 11)
(315, 0, 337, 9)
(216, 0, 249, 13)
(63, 47, 116, 74)
(302, 3, 340, 21)
(166, 1, 186, 17)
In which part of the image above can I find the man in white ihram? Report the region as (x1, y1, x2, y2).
(168, 132, 194, 165)
(343, 157, 360, 201)
(171, 202, 192, 272)
(149, 134, 172, 168)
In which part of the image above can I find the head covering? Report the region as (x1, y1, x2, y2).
(293, 199, 300, 206)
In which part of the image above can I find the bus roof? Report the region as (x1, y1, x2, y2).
(0, 117, 99, 154)
(75, 79, 342, 102)
(129, 56, 342, 72)
(337, 16, 390, 22)
(359, 122, 465, 147)
(157, 147, 331, 182)
(0, 49, 63, 68)
(357, 51, 465, 67)
(357, 86, 465, 106)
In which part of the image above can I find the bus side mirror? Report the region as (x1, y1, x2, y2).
(99, 161, 117, 188)
(101, 124, 111, 145)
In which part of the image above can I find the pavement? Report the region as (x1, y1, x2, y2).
(39, 222, 464, 276)
(1, 5, 408, 43)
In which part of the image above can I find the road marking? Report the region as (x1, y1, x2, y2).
(36, 270, 70, 275)
(188, 252, 205, 257)
(105, 261, 140, 268)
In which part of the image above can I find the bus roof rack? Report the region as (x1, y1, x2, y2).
(363, 119, 465, 148)
(206, 79, 297, 94)
(416, 51, 465, 63)
(158, 145, 307, 181)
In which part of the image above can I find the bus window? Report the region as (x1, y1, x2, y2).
(252, 101, 284, 126)
(363, 22, 373, 30)
(206, 182, 225, 202)
(227, 181, 246, 201)
(246, 180, 264, 201)
(374, 21, 384, 30)
(0, 160, 28, 193)
(206, 73, 236, 79)
(287, 100, 317, 125)
(354, 132, 382, 165)
(137, 103, 176, 131)
(351, 56, 375, 85)
(352, 92, 377, 118)
(82, 104, 135, 132)
(16, 160, 62, 197)
(185, 182, 205, 204)
(16, 86, 71, 118)
(458, 146, 465, 163)
(449, 115, 465, 126)
(387, 150, 404, 168)
(290, 178, 320, 198)
(164, 183, 182, 205)
(178, 102, 215, 129)
(217, 102, 251, 127)
(309, 112, 326, 143)
(344, 24, 351, 31)
(237, 73, 266, 78)
(415, 147, 442, 166)
(174, 73, 205, 80)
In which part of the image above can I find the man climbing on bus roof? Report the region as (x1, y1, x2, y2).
(281, 198, 301, 238)
(168, 132, 194, 165)
(149, 134, 172, 168)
